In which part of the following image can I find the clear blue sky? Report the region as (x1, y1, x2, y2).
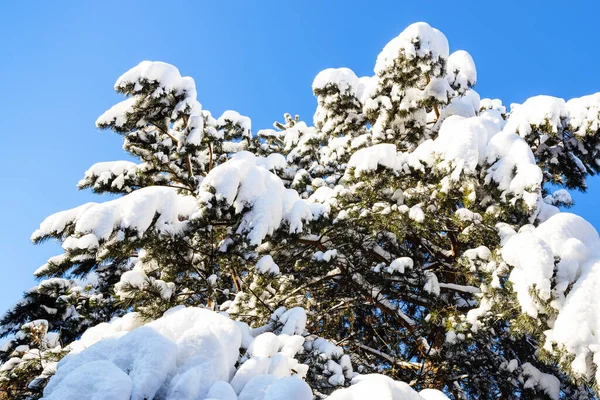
(1, 1, 599, 315)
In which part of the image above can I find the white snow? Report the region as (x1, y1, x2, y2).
(255, 154, 287, 171)
(198, 151, 313, 246)
(480, 98, 506, 114)
(375, 22, 449, 74)
(497, 93, 600, 147)
(256, 255, 280, 275)
(437, 90, 481, 126)
(32, 187, 198, 243)
(78, 161, 139, 191)
(434, 114, 500, 179)
(43, 360, 133, 400)
(485, 130, 543, 208)
(544, 189, 572, 206)
(504, 96, 568, 137)
(96, 61, 205, 148)
(114, 61, 196, 97)
(328, 374, 448, 399)
(409, 205, 425, 223)
(567, 92, 600, 136)
(423, 77, 453, 103)
(463, 246, 491, 261)
(347, 143, 399, 176)
(15, 22, 600, 400)
(312, 249, 338, 262)
(217, 110, 252, 138)
(446, 50, 477, 92)
(277, 307, 307, 336)
(387, 257, 413, 274)
(502, 213, 600, 382)
(347, 112, 543, 208)
(521, 363, 560, 400)
(31, 203, 98, 242)
(312, 68, 360, 94)
(114, 270, 174, 300)
(423, 271, 440, 296)
(95, 97, 137, 129)
(43, 307, 314, 400)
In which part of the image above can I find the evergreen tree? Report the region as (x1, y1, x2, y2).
(2, 22, 600, 400)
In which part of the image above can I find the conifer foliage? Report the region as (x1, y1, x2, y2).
(2, 22, 600, 400)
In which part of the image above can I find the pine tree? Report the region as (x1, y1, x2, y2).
(2, 22, 600, 400)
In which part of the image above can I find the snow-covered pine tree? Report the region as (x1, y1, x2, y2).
(0, 266, 126, 398)
(2, 22, 600, 400)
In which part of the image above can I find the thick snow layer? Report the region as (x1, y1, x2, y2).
(312, 68, 360, 94)
(114, 61, 195, 96)
(423, 77, 453, 103)
(95, 97, 137, 129)
(347, 143, 399, 175)
(480, 98, 506, 114)
(198, 151, 313, 245)
(544, 189, 573, 206)
(502, 213, 600, 382)
(43, 360, 133, 400)
(96, 61, 205, 147)
(437, 90, 481, 126)
(32, 187, 197, 243)
(504, 96, 568, 137)
(446, 50, 477, 92)
(255, 154, 287, 171)
(68, 312, 144, 355)
(521, 363, 560, 400)
(217, 110, 252, 137)
(434, 114, 501, 178)
(387, 257, 413, 274)
(347, 113, 543, 207)
(504, 93, 600, 140)
(43, 307, 313, 400)
(31, 203, 98, 241)
(277, 307, 307, 336)
(375, 22, 449, 74)
(485, 130, 543, 207)
(45, 326, 178, 399)
(328, 374, 448, 399)
(256, 255, 280, 275)
(567, 92, 600, 136)
(115, 269, 175, 300)
(78, 160, 139, 191)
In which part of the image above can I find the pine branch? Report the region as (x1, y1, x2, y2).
(356, 343, 421, 370)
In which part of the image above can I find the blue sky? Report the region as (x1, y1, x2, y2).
(0, 1, 599, 315)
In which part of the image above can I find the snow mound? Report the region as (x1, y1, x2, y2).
(504, 93, 600, 140)
(567, 92, 600, 136)
(43, 307, 312, 400)
(347, 113, 543, 207)
(31, 187, 198, 243)
(375, 22, 449, 74)
(78, 160, 139, 191)
(446, 50, 477, 93)
(502, 213, 600, 382)
(504, 96, 568, 137)
(217, 110, 252, 138)
(328, 374, 448, 399)
(256, 255, 280, 275)
(43, 360, 132, 400)
(198, 151, 313, 246)
(312, 68, 360, 94)
(96, 61, 205, 147)
(43, 306, 442, 400)
(114, 60, 197, 99)
(521, 363, 560, 400)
